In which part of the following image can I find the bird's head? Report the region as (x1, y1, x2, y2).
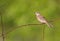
(35, 12, 41, 16)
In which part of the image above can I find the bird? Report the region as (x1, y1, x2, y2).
(35, 12, 53, 28)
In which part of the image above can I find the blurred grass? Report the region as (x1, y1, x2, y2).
(0, 0, 60, 41)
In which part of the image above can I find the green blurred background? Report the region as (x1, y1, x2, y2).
(0, 0, 60, 41)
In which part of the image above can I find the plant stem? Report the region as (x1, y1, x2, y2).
(0, 15, 5, 41)
(42, 25, 45, 41)
(0, 23, 43, 37)
(6, 24, 43, 35)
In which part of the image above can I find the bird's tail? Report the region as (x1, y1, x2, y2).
(45, 22, 53, 28)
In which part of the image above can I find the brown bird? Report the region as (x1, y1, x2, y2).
(35, 12, 53, 28)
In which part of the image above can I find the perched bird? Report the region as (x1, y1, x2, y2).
(35, 12, 53, 28)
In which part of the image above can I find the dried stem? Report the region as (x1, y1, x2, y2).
(0, 15, 5, 41)
(42, 25, 45, 41)
(0, 23, 43, 37)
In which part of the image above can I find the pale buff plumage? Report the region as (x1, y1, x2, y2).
(35, 12, 53, 28)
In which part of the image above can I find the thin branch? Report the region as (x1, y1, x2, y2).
(6, 24, 42, 35)
(0, 23, 43, 37)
